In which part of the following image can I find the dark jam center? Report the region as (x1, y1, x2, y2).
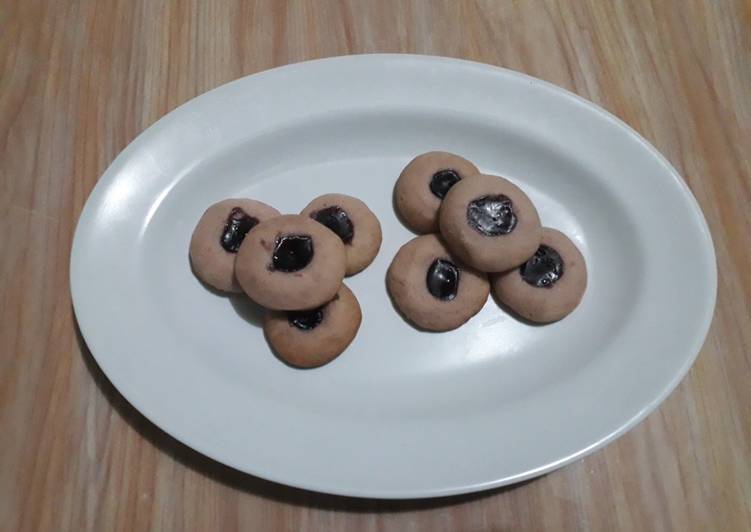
(272, 234, 313, 272)
(287, 307, 324, 330)
(467, 194, 517, 235)
(220, 207, 259, 252)
(429, 169, 462, 199)
(520, 245, 564, 288)
(312, 206, 354, 244)
(426, 259, 460, 301)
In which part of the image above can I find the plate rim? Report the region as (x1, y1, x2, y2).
(70, 54, 717, 499)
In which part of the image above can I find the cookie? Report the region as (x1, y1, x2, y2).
(386, 234, 490, 331)
(264, 284, 362, 368)
(491, 228, 587, 323)
(394, 151, 480, 233)
(189, 198, 280, 292)
(300, 193, 382, 275)
(235, 214, 346, 310)
(439, 173, 542, 272)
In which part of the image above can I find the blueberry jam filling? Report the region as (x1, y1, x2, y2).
(467, 194, 517, 236)
(220, 207, 259, 252)
(272, 234, 313, 272)
(426, 259, 460, 301)
(429, 169, 462, 199)
(287, 307, 324, 330)
(312, 206, 354, 244)
(520, 245, 564, 288)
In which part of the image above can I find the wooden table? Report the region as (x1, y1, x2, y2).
(2, 1, 749, 530)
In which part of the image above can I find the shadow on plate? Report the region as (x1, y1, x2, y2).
(228, 293, 265, 327)
(191, 259, 265, 328)
(194, 269, 310, 368)
(73, 311, 539, 511)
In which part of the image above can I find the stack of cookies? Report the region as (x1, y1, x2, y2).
(389, 151, 587, 331)
(190, 194, 382, 367)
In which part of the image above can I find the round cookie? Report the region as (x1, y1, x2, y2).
(439, 173, 542, 272)
(189, 198, 280, 292)
(394, 151, 480, 233)
(264, 284, 362, 368)
(491, 228, 587, 323)
(386, 234, 490, 331)
(235, 214, 346, 310)
(300, 193, 382, 275)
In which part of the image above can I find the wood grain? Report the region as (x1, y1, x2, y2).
(1, 1, 750, 530)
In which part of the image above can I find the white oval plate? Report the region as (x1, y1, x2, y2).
(71, 55, 716, 499)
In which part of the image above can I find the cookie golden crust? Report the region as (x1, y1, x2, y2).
(189, 198, 280, 292)
(492, 228, 587, 323)
(301, 193, 382, 276)
(264, 284, 361, 368)
(439, 173, 542, 273)
(387, 234, 489, 332)
(394, 151, 479, 234)
(235, 214, 346, 310)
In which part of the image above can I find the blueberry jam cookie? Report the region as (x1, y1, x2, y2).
(235, 214, 345, 310)
(439, 174, 542, 272)
(394, 151, 479, 233)
(386, 234, 489, 331)
(492, 228, 587, 323)
(264, 284, 361, 368)
(300, 193, 382, 275)
(189, 198, 280, 292)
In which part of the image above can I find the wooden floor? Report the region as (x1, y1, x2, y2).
(1, 1, 749, 530)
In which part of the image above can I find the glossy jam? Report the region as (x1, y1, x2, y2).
(520, 245, 564, 288)
(287, 307, 324, 330)
(467, 194, 517, 236)
(272, 234, 314, 272)
(429, 169, 462, 199)
(312, 206, 354, 244)
(426, 258, 460, 301)
(220, 207, 258, 252)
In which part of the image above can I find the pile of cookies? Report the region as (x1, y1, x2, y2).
(388, 151, 587, 331)
(189, 194, 382, 367)
(189, 151, 587, 367)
